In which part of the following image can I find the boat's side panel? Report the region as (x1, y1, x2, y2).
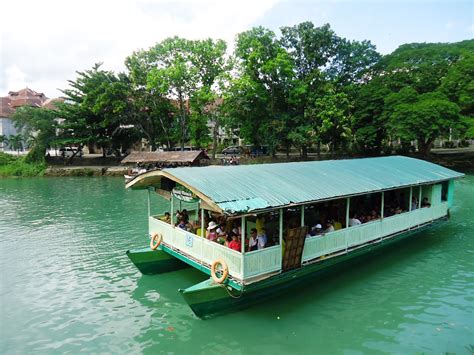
(126, 247, 189, 275)
(181, 221, 440, 318)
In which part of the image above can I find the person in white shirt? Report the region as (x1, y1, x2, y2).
(349, 214, 362, 227)
(257, 229, 267, 249)
(324, 222, 335, 233)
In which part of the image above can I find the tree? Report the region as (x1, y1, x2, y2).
(8, 134, 23, 156)
(440, 54, 474, 138)
(11, 106, 57, 162)
(0, 135, 8, 151)
(125, 50, 177, 150)
(59, 63, 132, 157)
(386, 88, 461, 156)
(147, 37, 199, 150)
(225, 27, 295, 156)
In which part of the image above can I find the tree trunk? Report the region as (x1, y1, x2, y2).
(418, 139, 434, 157)
(301, 145, 308, 158)
(316, 141, 321, 160)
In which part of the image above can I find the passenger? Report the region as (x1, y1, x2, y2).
(206, 221, 218, 242)
(370, 210, 380, 220)
(411, 197, 419, 210)
(228, 234, 241, 251)
(224, 233, 233, 247)
(248, 228, 258, 251)
(334, 221, 343, 230)
(310, 224, 323, 236)
(349, 214, 361, 227)
(160, 212, 171, 223)
(257, 229, 268, 249)
(421, 197, 431, 208)
(323, 222, 335, 234)
(177, 219, 187, 230)
(181, 209, 189, 223)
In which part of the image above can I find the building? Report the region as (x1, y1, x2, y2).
(0, 88, 62, 151)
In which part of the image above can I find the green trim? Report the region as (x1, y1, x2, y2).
(126, 247, 189, 275)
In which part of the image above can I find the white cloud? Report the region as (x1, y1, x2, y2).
(0, 0, 281, 97)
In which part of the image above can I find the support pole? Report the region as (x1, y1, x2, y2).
(409, 186, 413, 211)
(279, 208, 283, 269)
(300, 205, 305, 227)
(381, 191, 384, 219)
(170, 191, 174, 226)
(346, 197, 350, 228)
(241, 216, 246, 279)
(419, 186, 422, 207)
(200, 203, 205, 237)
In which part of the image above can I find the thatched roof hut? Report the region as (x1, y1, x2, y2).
(121, 150, 209, 166)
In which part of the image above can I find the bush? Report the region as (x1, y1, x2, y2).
(0, 152, 46, 177)
(459, 140, 470, 148)
(442, 141, 455, 148)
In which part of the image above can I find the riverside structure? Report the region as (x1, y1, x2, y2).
(125, 156, 464, 318)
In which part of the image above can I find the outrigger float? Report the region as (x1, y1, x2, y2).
(126, 156, 463, 318)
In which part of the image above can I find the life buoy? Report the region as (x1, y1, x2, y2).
(211, 259, 229, 284)
(150, 233, 162, 250)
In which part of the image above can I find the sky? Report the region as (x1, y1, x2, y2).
(0, 0, 472, 98)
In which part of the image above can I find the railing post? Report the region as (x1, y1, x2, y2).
(300, 205, 304, 227)
(241, 216, 246, 278)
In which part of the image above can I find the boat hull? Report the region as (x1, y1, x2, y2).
(126, 247, 189, 275)
(181, 221, 442, 318)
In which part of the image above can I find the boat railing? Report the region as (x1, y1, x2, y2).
(244, 245, 282, 278)
(149, 216, 243, 279)
(302, 202, 448, 263)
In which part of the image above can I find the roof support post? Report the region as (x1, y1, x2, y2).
(170, 191, 174, 226)
(279, 208, 283, 270)
(200, 203, 205, 237)
(346, 197, 350, 229)
(419, 186, 422, 208)
(381, 192, 384, 219)
(147, 188, 151, 217)
(409, 186, 413, 212)
(300, 205, 305, 227)
(241, 216, 246, 278)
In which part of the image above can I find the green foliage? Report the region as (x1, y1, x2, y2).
(0, 152, 46, 177)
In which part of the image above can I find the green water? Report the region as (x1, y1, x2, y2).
(1, 175, 473, 354)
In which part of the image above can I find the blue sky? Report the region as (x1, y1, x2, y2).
(256, 1, 473, 53)
(1, 0, 472, 97)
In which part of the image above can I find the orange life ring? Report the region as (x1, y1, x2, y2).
(150, 233, 162, 250)
(211, 259, 229, 284)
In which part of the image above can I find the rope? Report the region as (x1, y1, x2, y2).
(218, 282, 245, 299)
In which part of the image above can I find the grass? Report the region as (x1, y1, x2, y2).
(0, 152, 46, 177)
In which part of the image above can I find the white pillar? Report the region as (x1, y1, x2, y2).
(200, 204, 205, 237)
(170, 192, 174, 225)
(419, 186, 422, 207)
(241, 216, 246, 279)
(381, 192, 384, 219)
(346, 197, 350, 228)
(409, 186, 413, 211)
(279, 208, 283, 269)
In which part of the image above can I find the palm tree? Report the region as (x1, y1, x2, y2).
(0, 135, 8, 151)
(8, 134, 23, 156)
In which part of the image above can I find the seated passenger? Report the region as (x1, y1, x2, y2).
(160, 212, 171, 223)
(257, 229, 268, 249)
(206, 221, 218, 242)
(324, 222, 335, 233)
(228, 234, 241, 252)
(411, 197, 418, 210)
(421, 197, 431, 208)
(333, 221, 342, 230)
(310, 224, 323, 236)
(349, 214, 361, 227)
(177, 219, 187, 230)
(248, 229, 258, 251)
(181, 209, 189, 223)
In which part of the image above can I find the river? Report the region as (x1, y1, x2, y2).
(1, 174, 473, 353)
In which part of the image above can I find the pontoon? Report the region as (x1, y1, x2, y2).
(125, 156, 463, 318)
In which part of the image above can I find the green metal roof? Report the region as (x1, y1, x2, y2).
(130, 156, 464, 214)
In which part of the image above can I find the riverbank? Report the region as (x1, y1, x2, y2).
(1, 149, 472, 177)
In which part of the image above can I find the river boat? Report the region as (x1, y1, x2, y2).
(125, 156, 463, 318)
